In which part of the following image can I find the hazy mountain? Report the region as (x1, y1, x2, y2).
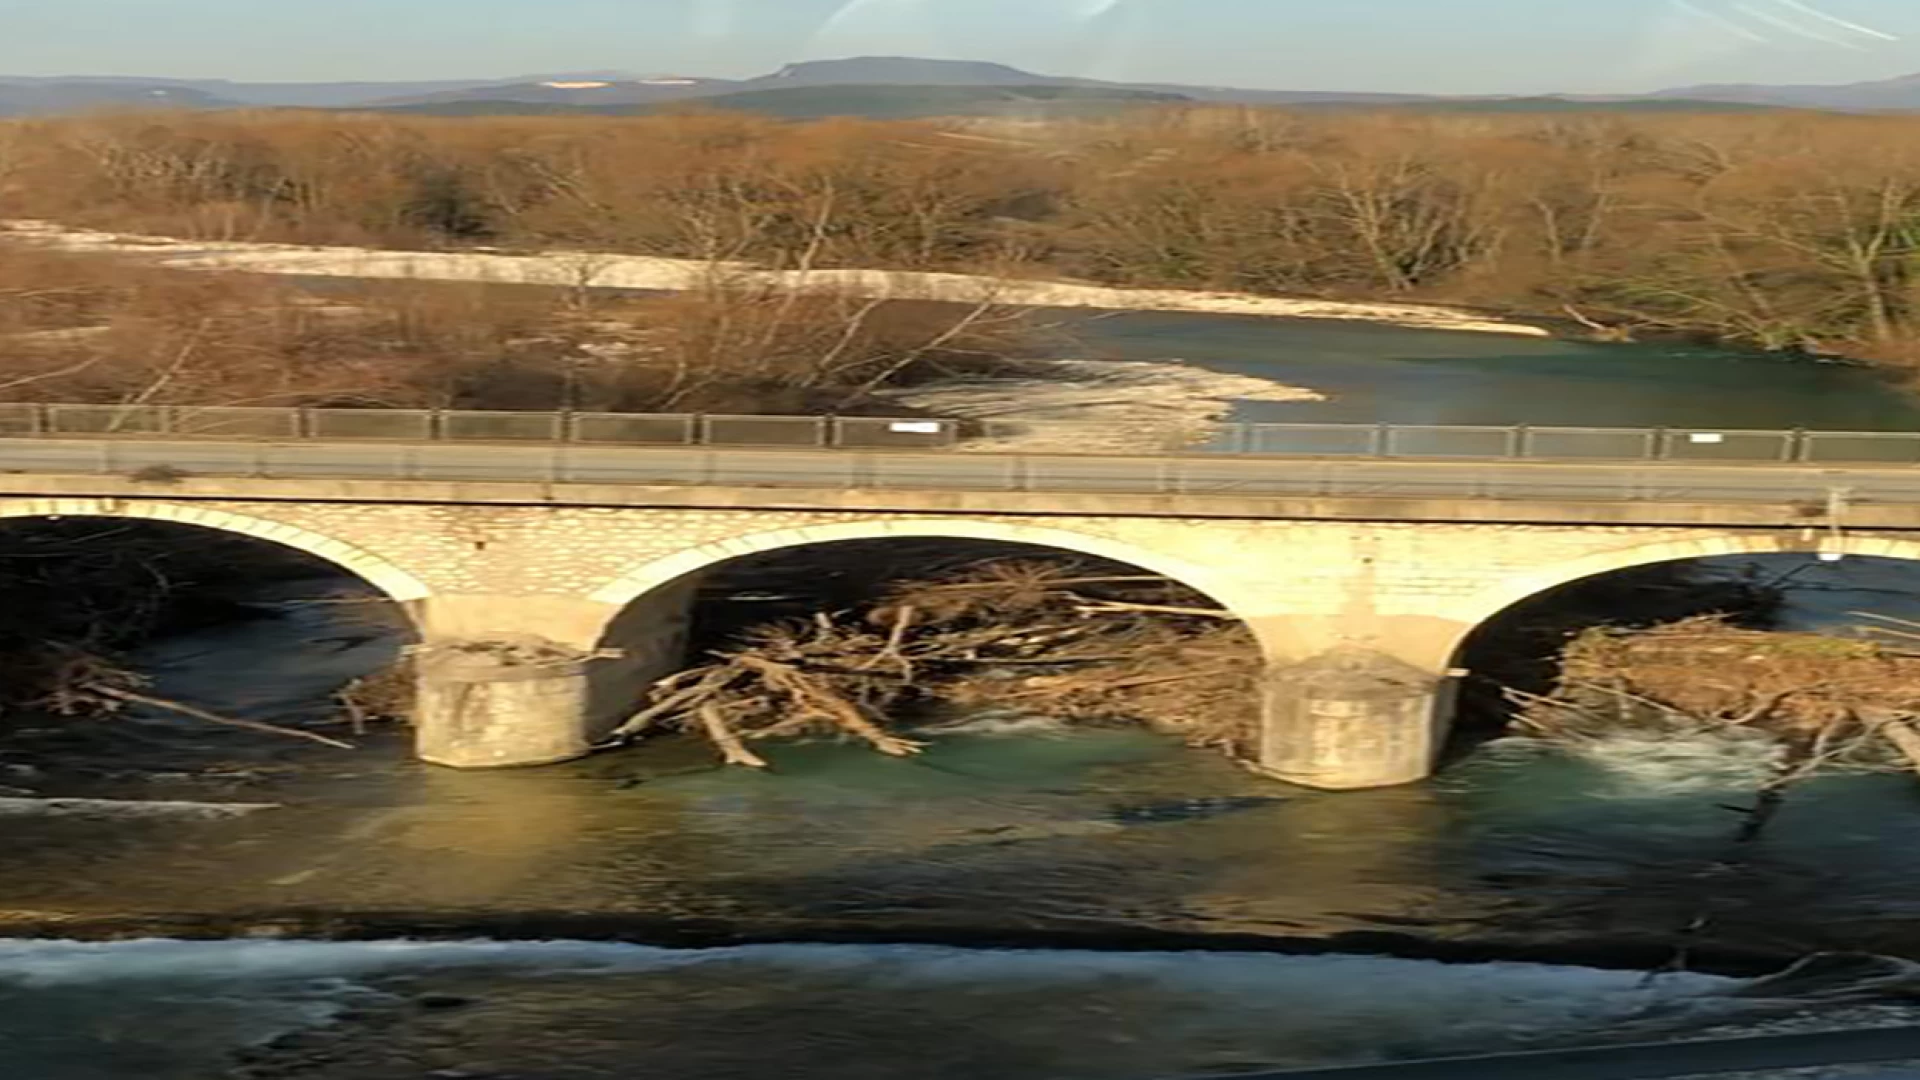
(1652, 72, 1920, 111)
(371, 75, 737, 109)
(381, 83, 1192, 121)
(746, 58, 1433, 105)
(0, 56, 1851, 121)
(0, 72, 662, 111)
(359, 56, 1443, 117)
(0, 79, 239, 116)
(756, 57, 1072, 88)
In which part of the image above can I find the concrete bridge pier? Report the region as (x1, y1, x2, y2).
(1252, 649, 1454, 791)
(409, 586, 701, 770)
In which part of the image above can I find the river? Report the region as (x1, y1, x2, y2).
(9, 314, 1920, 1079)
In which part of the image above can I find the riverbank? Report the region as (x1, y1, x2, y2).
(0, 220, 1551, 337)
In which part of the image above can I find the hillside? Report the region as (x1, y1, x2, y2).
(1655, 72, 1920, 111)
(0, 80, 237, 116)
(1393, 96, 1789, 114)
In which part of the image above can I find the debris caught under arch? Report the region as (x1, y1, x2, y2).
(1512, 615, 1920, 776)
(606, 558, 1262, 767)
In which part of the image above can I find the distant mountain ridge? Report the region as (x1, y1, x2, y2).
(363, 56, 1442, 112)
(379, 83, 1195, 122)
(1, 55, 1905, 119)
(1653, 71, 1920, 111)
(0, 71, 666, 113)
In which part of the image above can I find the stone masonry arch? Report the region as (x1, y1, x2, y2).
(0, 496, 433, 604)
(586, 516, 1267, 645)
(1439, 531, 1920, 669)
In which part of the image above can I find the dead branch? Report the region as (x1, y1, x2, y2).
(88, 684, 356, 750)
(698, 704, 770, 769)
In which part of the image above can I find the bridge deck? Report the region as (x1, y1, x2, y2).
(0, 435, 1915, 525)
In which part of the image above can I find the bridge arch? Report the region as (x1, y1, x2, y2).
(1439, 531, 1920, 670)
(0, 497, 433, 605)
(587, 517, 1272, 649)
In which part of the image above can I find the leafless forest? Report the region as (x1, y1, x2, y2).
(8, 106, 1920, 365)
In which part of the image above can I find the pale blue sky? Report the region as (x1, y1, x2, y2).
(2, 0, 1918, 93)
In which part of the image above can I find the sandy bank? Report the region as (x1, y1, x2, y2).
(1, 220, 1549, 337)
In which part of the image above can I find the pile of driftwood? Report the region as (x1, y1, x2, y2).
(608, 558, 1261, 767)
(1512, 615, 1920, 781)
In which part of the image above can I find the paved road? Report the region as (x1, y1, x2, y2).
(2, 436, 1919, 507)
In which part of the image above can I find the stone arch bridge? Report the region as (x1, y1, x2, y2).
(1, 468, 1910, 790)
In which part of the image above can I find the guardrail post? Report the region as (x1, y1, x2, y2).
(1371, 423, 1391, 458)
(29, 403, 48, 437)
(692, 415, 710, 447)
(1509, 425, 1530, 459)
(1788, 428, 1808, 463)
(1230, 423, 1251, 455)
(427, 409, 446, 441)
(1651, 428, 1671, 461)
(560, 410, 578, 443)
(295, 407, 314, 439)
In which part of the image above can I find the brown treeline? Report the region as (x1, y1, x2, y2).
(0, 243, 1036, 412)
(10, 107, 1920, 364)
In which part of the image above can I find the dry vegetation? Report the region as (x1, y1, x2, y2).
(11, 107, 1920, 363)
(0, 242, 1038, 412)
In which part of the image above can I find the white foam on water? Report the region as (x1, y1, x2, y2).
(0, 935, 1731, 1007)
(0, 797, 279, 820)
(1489, 732, 1786, 799)
(0, 939, 1801, 1079)
(917, 713, 1076, 737)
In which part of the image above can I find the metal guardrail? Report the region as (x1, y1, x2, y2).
(4, 403, 1920, 465)
(7, 437, 1920, 508)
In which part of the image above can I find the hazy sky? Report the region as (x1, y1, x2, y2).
(2, 0, 1918, 94)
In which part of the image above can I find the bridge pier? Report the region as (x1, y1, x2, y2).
(413, 643, 604, 769)
(409, 586, 700, 769)
(1252, 649, 1454, 790)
